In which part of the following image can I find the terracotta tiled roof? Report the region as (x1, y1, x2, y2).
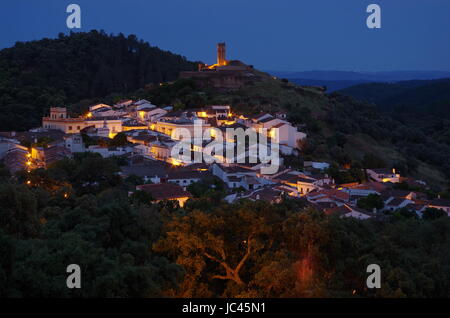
(430, 198, 450, 208)
(43, 145, 70, 166)
(368, 168, 394, 174)
(167, 169, 210, 180)
(271, 122, 288, 128)
(136, 183, 191, 200)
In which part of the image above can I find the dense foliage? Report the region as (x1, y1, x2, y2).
(325, 93, 450, 187)
(338, 78, 450, 117)
(337, 80, 450, 180)
(1, 153, 450, 297)
(3, 162, 450, 297)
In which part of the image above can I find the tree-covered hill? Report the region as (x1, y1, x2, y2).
(339, 78, 450, 117)
(335, 78, 450, 188)
(0, 31, 197, 130)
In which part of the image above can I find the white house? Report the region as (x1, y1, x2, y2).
(383, 197, 414, 212)
(367, 168, 400, 183)
(212, 163, 258, 189)
(64, 134, 85, 153)
(166, 170, 209, 187)
(297, 174, 334, 196)
(304, 161, 330, 171)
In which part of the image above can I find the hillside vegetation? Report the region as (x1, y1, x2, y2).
(0, 31, 197, 130)
(338, 78, 450, 187)
(339, 78, 450, 116)
(2, 156, 450, 297)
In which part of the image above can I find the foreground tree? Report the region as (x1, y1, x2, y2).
(154, 202, 280, 296)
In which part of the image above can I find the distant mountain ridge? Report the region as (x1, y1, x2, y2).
(267, 70, 450, 92)
(287, 79, 373, 92)
(268, 70, 450, 81)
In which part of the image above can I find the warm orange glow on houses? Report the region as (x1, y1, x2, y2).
(122, 125, 148, 131)
(170, 158, 182, 166)
(269, 128, 277, 139)
(176, 196, 190, 207)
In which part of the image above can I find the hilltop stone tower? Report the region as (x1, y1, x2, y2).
(217, 42, 226, 66)
(180, 42, 259, 91)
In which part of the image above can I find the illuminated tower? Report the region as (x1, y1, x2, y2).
(217, 42, 226, 66)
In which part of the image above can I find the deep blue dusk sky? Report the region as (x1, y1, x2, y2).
(1, 0, 449, 72)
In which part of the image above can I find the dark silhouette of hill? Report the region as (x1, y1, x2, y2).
(269, 70, 450, 92)
(339, 78, 450, 117)
(269, 70, 450, 81)
(289, 79, 372, 92)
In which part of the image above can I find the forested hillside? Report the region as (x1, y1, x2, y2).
(337, 79, 450, 187)
(0, 31, 197, 130)
(339, 78, 450, 116)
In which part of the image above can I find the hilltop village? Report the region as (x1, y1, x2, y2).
(1, 44, 449, 219)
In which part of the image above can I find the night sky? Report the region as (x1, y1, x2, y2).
(1, 0, 449, 71)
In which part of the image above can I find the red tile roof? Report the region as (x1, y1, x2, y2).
(136, 183, 192, 200)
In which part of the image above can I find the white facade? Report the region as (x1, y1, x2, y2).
(367, 168, 400, 183)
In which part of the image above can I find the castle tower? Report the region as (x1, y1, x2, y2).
(217, 42, 226, 66)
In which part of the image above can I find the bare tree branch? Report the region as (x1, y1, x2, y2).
(235, 235, 252, 274)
